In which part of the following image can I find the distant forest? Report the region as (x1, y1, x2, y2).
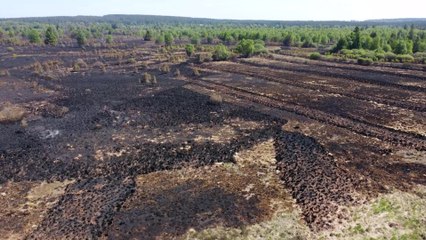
(2, 15, 426, 27)
(1, 15, 426, 64)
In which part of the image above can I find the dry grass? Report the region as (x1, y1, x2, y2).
(73, 58, 88, 71)
(0, 69, 10, 77)
(209, 93, 223, 105)
(0, 103, 26, 124)
(192, 67, 201, 76)
(159, 64, 171, 74)
(92, 61, 107, 73)
(141, 72, 152, 84)
(174, 68, 181, 77)
(33, 61, 44, 75)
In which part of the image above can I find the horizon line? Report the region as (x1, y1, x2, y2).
(1, 14, 426, 23)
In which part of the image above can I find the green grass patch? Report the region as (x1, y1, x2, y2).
(373, 198, 395, 214)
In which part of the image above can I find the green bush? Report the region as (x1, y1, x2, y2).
(75, 30, 87, 47)
(106, 35, 113, 44)
(185, 44, 195, 57)
(414, 52, 426, 63)
(309, 52, 321, 60)
(236, 39, 255, 57)
(190, 36, 201, 45)
(164, 32, 174, 46)
(212, 44, 231, 61)
(384, 52, 397, 62)
(253, 40, 268, 55)
(155, 35, 165, 44)
(396, 54, 414, 63)
(28, 29, 41, 44)
(357, 57, 373, 66)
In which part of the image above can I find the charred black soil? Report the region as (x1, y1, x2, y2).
(0, 44, 425, 239)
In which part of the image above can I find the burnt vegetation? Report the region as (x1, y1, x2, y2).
(0, 15, 425, 240)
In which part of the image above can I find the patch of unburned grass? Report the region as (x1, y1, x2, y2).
(373, 198, 396, 214)
(319, 186, 426, 240)
(0, 103, 26, 124)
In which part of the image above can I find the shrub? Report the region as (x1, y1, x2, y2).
(106, 35, 113, 44)
(302, 40, 315, 48)
(212, 44, 231, 61)
(396, 54, 414, 63)
(384, 52, 397, 62)
(75, 30, 87, 47)
(357, 57, 373, 66)
(155, 35, 165, 45)
(7, 47, 14, 52)
(309, 52, 321, 60)
(190, 36, 201, 45)
(164, 33, 174, 46)
(382, 44, 392, 52)
(185, 44, 195, 57)
(414, 52, 426, 64)
(253, 40, 268, 55)
(28, 29, 41, 44)
(236, 39, 255, 57)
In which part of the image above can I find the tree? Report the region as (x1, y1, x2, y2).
(164, 32, 174, 46)
(185, 44, 195, 57)
(283, 33, 295, 47)
(44, 26, 58, 45)
(409, 24, 415, 41)
(106, 35, 113, 44)
(144, 30, 153, 41)
(212, 44, 231, 61)
(28, 29, 41, 44)
(332, 38, 348, 53)
(351, 27, 361, 49)
(393, 40, 408, 54)
(191, 36, 201, 45)
(75, 30, 87, 47)
(236, 39, 255, 57)
(207, 35, 214, 44)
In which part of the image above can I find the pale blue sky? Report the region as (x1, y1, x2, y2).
(1, 0, 425, 21)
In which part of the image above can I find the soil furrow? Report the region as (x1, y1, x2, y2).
(202, 62, 426, 112)
(240, 59, 426, 92)
(270, 53, 426, 80)
(188, 80, 426, 151)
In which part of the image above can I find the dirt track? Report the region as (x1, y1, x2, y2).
(0, 45, 425, 239)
